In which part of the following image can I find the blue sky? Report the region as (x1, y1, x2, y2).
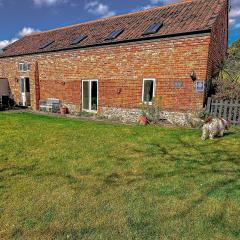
(0, 0, 239, 49)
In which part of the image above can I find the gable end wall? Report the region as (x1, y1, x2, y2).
(206, 0, 229, 98)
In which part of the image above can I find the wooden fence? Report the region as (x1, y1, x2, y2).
(206, 98, 240, 125)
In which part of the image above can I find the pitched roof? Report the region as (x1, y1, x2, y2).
(0, 0, 226, 58)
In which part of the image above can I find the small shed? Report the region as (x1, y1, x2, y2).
(0, 79, 11, 107)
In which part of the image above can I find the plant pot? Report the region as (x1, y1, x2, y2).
(60, 106, 68, 115)
(138, 116, 149, 125)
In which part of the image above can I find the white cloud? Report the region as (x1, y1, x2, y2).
(138, 0, 180, 12)
(134, 5, 153, 11)
(229, 0, 240, 28)
(0, 38, 18, 51)
(33, 0, 68, 6)
(85, 1, 116, 18)
(229, 18, 236, 26)
(230, 8, 240, 18)
(141, 5, 153, 10)
(0, 27, 41, 51)
(18, 27, 40, 37)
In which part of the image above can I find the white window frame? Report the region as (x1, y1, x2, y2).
(19, 63, 23, 72)
(142, 78, 156, 104)
(19, 63, 30, 72)
(82, 79, 98, 113)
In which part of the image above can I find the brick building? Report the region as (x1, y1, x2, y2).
(0, 0, 229, 121)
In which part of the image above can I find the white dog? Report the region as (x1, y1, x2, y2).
(201, 117, 230, 140)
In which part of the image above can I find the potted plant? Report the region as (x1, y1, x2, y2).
(60, 105, 68, 115)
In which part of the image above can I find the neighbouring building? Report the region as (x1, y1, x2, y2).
(0, 0, 229, 122)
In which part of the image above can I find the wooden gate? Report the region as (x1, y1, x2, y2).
(206, 98, 240, 125)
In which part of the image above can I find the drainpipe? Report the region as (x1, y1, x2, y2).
(35, 61, 40, 110)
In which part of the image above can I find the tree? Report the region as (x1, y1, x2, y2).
(213, 39, 240, 100)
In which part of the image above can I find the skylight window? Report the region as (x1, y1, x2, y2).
(143, 22, 163, 35)
(39, 40, 55, 49)
(71, 35, 87, 45)
(106, 29, 124, 41)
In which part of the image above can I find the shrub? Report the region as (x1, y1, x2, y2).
(140, 97, 164, 123)
(212, 39, 240, 100)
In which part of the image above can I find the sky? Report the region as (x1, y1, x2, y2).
(0, 0, 239, 50)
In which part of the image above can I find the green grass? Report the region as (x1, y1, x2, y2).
(0, 112, 239, 240)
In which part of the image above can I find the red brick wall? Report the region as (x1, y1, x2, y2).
(205, 0, 229, 98)
(0, 34, 212, 112)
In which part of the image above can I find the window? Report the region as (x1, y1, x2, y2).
(143, 22, 163, 35)
(39, 40, 54, 49)
(71, 35, 87, 45)
(19, 63, 30, 72)
(106, 29, 124, 40)
(142, 78, 156, 103)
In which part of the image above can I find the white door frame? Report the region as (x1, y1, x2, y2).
(82, 79, 98, 112)
(20, 77, 30, 107)
(142, 78, 156, 105)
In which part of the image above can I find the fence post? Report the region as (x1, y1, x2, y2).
(214, 99, 219, 117)
(206, 97, 212, 114)
(228, 99, 234, 121)
(238, 100, 240, 125)
(210, 99, 215, 116)
(233, 99, 238, 124)
(223, 100, 228, 120)
(218, 100, 223, 118)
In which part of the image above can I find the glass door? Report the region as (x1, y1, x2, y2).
(82, 80, 98, 112)
(20, 77, 31, 106)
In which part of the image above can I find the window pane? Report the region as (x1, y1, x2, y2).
(106, 29, 124, 40)
(40, 40, 54, 49)
(71, 35, 87, 45)
(21, 79, 25, 93)
(143, 80, 154, 102)
(143, 22, 163, 35)
(25, 78, 30, 92)
(91, 81, 98, 111)
(83, 81, 89, 110)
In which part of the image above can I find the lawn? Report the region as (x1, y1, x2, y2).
(0, 112, 239, 240)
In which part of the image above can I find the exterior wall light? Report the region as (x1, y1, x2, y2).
(190, 70, 197, 82)
(117, 88, 122, 94)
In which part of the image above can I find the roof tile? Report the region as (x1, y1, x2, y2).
(0, 0, 226, 58)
